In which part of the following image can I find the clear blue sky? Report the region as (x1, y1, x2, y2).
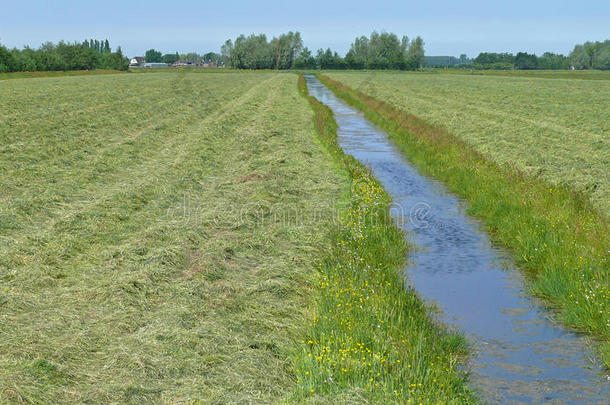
(1, 0, 608, 58)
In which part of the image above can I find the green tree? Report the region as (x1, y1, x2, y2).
(0, 43, 16, 72)
(595, 43, 610, 70)
(473, 52, 515, 69)
(221, 39, 233, 67)
(230, 34, 272, 69)
(202, 52, 222, 65)
(16, 47, 39, 71)
(367, 31, 405, 69)
(293, 47, 316, 69)
(38, 42, 65, 70)
(538, 52, 567, 69)
(162, 53, 179, 64)
(406, 36, 425, 69)
(60, 42, 99, 70)
(570, 40, 610, 70)
(344, 32, 417, 70)
(345, 36, 368, 69)
(145, 49, 163, 63)
(270, 31, 303, 69)
(316, 48, 332, 69)
(515, 52, 538, 70)
(569, 44, 588, 69)
(222, 31, 304, 69)
(0, 39, 127, 73)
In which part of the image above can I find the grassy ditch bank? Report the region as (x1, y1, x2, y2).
(291, 75, 475, 403)
(318, 74, 610, 368)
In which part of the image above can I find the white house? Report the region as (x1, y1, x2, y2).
(129, 57, 145, 67)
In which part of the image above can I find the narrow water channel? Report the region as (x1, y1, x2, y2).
(305, 75, 610, 404)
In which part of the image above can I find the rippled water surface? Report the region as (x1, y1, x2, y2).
(305, 75, 610, 404)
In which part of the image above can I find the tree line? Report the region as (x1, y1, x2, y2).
(4, 35, 606, 73)
(143, 49, 223, 65)
(221, 31, 425, 70)
(220, 32, 305, 69)
(425, 55, 469, 68)
(470, 52, 571, 70)
(0, 39, 129, 73)
(465, 40, 610, 70)
(569, 40, 610, 70)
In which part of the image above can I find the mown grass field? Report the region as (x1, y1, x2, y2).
(0, 69, 125, 81)
(326, 71, 610, 215)
(435, 69, 610, 80)
(319, 73, 610, 368)
(0, 72, 349, 402)
(0, 72, 474, 402)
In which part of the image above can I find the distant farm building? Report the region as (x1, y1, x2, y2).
(142, 62, 169, 68)
(171, 60, 195, 67)
(129, 57, 145, 67)
(170, 60, 219, 68)
(130, 56, 220, 69)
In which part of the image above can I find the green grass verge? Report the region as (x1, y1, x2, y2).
(318, 74, 610, 369)
(291, 75, 475, 403)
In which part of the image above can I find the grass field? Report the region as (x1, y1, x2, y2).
(0, 72, 350, 402)
(0, 69, 125, 81)
(434, 69, 610, 80)
(319, 73, 610, 368)
(326, 71, 610, 215)
(0, 72, 474, 402)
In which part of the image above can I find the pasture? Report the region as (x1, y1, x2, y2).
(326, 71, 610, 215)
(436, 69, 610, 80)
(0, 69, 125, 81)
(0, 72, 347, 402)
